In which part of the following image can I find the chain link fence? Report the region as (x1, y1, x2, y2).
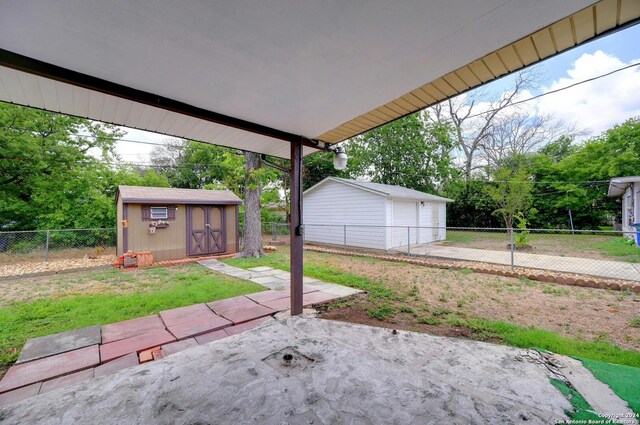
(0, 228, 116, 265)
(262, 223, 640, 282)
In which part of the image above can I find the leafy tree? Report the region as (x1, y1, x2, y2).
(349, 113, 455, 193)
(485, 156, 535, 229)
(0, 103, 123, 230)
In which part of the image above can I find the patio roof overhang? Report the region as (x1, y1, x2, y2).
(2, 0, 639, 316)
(1, 0, 638, 159)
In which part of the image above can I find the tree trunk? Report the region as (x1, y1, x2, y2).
(239, 152, 265, 258)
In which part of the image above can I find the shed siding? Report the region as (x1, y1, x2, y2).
(126, 203, 187, 261)
(391, 198, 418, 247)
(225, 205, 239, 254)
(116, 197, 123, 256)
(304, 180, 387, 249)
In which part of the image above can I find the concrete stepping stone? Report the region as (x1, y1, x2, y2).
(194, 329, 228, 345)
(16, 325, 101, 364)
(0, 382, 41, 406)
(225, 317, 274, 336)
(99, 329, 175, 363)
(40, 369, 94, 394)
(159, 304, 216, 327)
(94, 352, 139, 378)
(249, 276, 288, 286)
(247, 266, 273, 272)
(162, 339, 198, 356)
(166, 314, 232, 340)
(303, 291, 341, 306)
(217, 304, 276, 325)
(207, 296, 258, 314)
(101, 315, 165, 344)
(0, 345, 99, 394)
(321, 285, 361, 297)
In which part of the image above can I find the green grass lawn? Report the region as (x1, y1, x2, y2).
(225, 252, 640, 368)
(0, 264, 264, 371)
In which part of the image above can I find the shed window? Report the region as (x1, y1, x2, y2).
(150, 207, 168, 219)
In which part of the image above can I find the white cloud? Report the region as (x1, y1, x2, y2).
(535, 51, 640, 138)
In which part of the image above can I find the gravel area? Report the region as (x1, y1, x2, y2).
(0, 256, 114, 278)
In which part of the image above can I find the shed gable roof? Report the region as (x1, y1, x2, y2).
(304, 177, 453, 202)
(118, 186, 242, 205)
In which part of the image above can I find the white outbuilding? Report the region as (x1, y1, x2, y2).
(303, 177, 453, 250)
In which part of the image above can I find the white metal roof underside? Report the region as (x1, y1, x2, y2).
(1, 0, 638, 158)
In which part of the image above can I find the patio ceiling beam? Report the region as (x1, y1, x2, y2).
(0, 48, 321, 151)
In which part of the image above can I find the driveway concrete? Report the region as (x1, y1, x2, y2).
(400, 244, 640, 281)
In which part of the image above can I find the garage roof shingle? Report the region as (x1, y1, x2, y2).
(118, 186, 242, 205)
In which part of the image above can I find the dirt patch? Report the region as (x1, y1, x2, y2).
(319, 295, 503, 343)
(303, 250, 640, 351)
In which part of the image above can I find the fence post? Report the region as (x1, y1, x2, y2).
(44, 230, 51, 262)
(271, 223, 276, 242)
(509, 228, 515, 272)
(343, 225, 347, 250)
(407, 226, 411, 258)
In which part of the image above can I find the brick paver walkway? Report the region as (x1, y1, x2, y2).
(0, 261, 360, 406)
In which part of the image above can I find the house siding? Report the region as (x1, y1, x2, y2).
(304, 180, 387, 250)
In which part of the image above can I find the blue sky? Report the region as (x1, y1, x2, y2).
(117, 24, 640, 161)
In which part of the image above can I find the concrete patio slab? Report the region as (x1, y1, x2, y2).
(166, 314, 232, 340)
(0, 345, 99, 394)
(39, 369, 94, 394)
(101, 314, 165, 344)
(99, 329, 175, 363)
(162, 339, 199, 356)
(16, 325, 101, 365)
(217, 304, 276, 325)
(0, 318, 572, 424)
(159, 304, 217, 327)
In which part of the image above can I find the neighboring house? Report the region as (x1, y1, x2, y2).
(303, 177, 453, 250)
(116, 186, 242, 261)
(608, 176, 640, 243)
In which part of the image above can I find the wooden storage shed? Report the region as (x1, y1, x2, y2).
(116, 186, 242, 262)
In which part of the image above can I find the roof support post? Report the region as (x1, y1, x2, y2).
(290, 137, 304, 315)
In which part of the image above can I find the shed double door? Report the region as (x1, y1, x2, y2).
(187, 206, 226, 256)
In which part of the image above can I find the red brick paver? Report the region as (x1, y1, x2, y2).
(207, 296, 258, 315)
(0, 382, 42, 406)
(218, 304, 276, 325)
(194, 330, 228, 345)
(0, 345, 99, 394)
(225, 317, 274, 336)
(94, 352, 140, 378)
(101, 315, 165, 344)
(159, 304, 215, 327)
(99, 330, 175, 363)
(40, 369, 94, 394)
(167, 314, 232, 340)
(162, 339, 199, 356)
